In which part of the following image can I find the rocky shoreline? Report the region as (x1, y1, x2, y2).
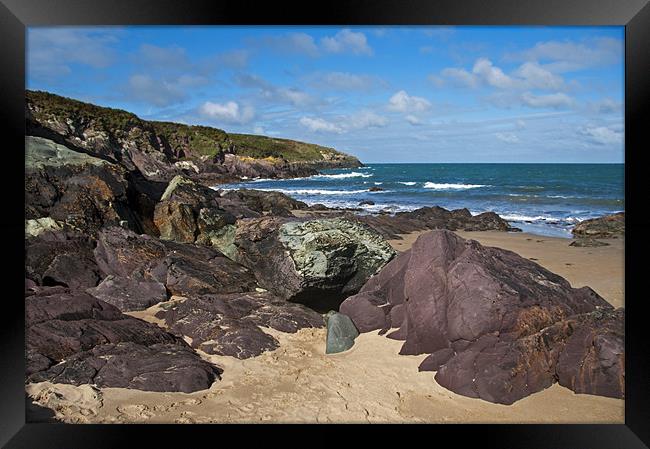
(25, 95, 624, 418)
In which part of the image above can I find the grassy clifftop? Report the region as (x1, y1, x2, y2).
(26, 90, 361, 166)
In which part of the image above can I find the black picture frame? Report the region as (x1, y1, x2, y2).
(2, 0, 649, 447)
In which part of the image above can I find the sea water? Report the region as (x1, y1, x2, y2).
(218, 163, 625, 238)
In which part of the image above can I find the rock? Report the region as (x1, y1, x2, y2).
(569, 238, 610, 247)
(26, 230, 101, 290)
(225, 217, 396, 310)
(25, 217, 64, 238)
(368, 186, 384, 192)
(154, 175, 238, 244)
(29, 342, 222, 393)
(93, 226, 258, 297)
(359, 200, 375, 206)
(325, 311, 359, 354)
(86, 275, 168, 312)
(159, 292, 324, 359)
(25, 287, 221, 392)
(572, 212, 624, 239)
(25, 136, 144, 236)
(220, 188, 308, 216)
(340, 230, 621, 404)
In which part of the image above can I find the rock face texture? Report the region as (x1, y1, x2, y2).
(222, 217, 396, 311)
(158, 293, 324, 359)
(25, 287, 221, 392)
(340, 230, 623, 404)
(325, 311, 359, 354)
(25, 136, 143, 235)
(572, 212, 625, 239)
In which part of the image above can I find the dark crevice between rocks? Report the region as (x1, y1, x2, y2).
(290, 288, 350, 314)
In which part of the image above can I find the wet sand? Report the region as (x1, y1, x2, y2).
(26, 230, 624, 424)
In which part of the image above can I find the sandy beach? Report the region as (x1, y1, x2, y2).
(26, 230, 625, 424)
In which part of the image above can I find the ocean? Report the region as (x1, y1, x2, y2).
(218, 163, 625, 238)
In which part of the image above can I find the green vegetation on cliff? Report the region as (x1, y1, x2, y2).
(26, 90, 361, 166)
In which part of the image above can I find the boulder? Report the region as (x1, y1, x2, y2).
(25, 230, 101, 290)
(572, 212, 624, 239)
(368, 186, 384, 192)
(25, 287, 221, 392)
(222, 217, 396, 310)
(93, 226, 258, 298)
(340, 230, 622, 404)
(219, 188, 308, 216)
(158, 292, 324, 359)
(25, 136, 143, 235)
(86, 275, 168, 312)
(359, 200, 375, 206)
(325, 311, 359, 354)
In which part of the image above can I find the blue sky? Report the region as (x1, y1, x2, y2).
(27, 26, 624, 163)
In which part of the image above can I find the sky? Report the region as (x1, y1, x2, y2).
(27, 26, 624, 163)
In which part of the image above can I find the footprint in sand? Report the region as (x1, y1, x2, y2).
(116, 404, 154, 420)
(180, 398, 202, 406)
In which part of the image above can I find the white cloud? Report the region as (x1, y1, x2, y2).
(436, 58, 565, 91)
(136, 44, 188, 69)
(348, 111, 388, 129)
(578, 125, 623, 145)
(235, 73, 313, 107)
(405, 115, 424, 126)
(310, 71, 383, 91)
(199, 101, 255, 124)
(508, 37, 623, 72)
(521, 92, 574, 108)
(388, 90, 431, 113)
(589, 98, 622, 114)
(28, 28, 120, 80)
(516, 119, 526, 129)
(495, 132, 520, 144)
(299, 117, 343, 133)
(320, 29, 373, 55)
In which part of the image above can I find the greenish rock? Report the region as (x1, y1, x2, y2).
(159, 175, 197, 202)
(278, 218, 396, 294)
(325, 311, 359, 354)
(202, 224, 237, 260)
(25, 217, 64, 237)
(25, 136, 108, 169)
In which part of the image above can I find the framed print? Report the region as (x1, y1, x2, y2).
(1, 0, 649, 447)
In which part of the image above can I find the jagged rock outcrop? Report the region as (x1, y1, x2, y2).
(25, 136, 143, 235)
(217, 217, 396, 311)
(158, 292, 324, 359)
(340, 230, 623, 404)
(25, 287, 221, 392)
(25, 230, 101, 290)
(218, 188, 308, 216)
(93, 226, 258, 299)
(572, 212, 624, 239)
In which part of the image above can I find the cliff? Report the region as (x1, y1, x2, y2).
(25, 90, 362, 184)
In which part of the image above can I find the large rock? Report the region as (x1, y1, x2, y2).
(93, 226, 258, 301)
(325, 311, 359, 354)
(572, 212, 624, 239)
(158, 292, 324, 359)
(25, 287, 221, 392)
(25, 136, 143, 235)
(223, 217, 396, 311)
(219, 188, 308, 216)
(86, 275, 168, 312)
(340, 230, 622, 404)
(25, 230, 101, 290)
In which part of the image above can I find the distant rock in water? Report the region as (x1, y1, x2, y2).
(368, 186, 384, 192)
(359, 200, 375, 206)
(218, 217, 396, 311)
(572, 212, 624, 239)
(340, 230, 623, 404)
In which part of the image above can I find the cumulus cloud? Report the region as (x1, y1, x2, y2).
(495, 132, 520, 144)
(320, 29, 373, 55)
(299, 110, 388, 134)
(436, 58, 565, 91)
(521, 92, 574, 108)
(199, 100, 255, 124)
(235, 73, 313, 106)
(589, 98, 622, 114)
(308, 71, 384, 91)
(506, 37, 623, 72)
(28, 28, 121, 80)
(121, 73, 210, 107)
(299, 117, 343, 133)
(578, 125, 623, 145)
(388, 90, 431, 113)
(405, 115, 424, 126)
(259, 32, 319, 57)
